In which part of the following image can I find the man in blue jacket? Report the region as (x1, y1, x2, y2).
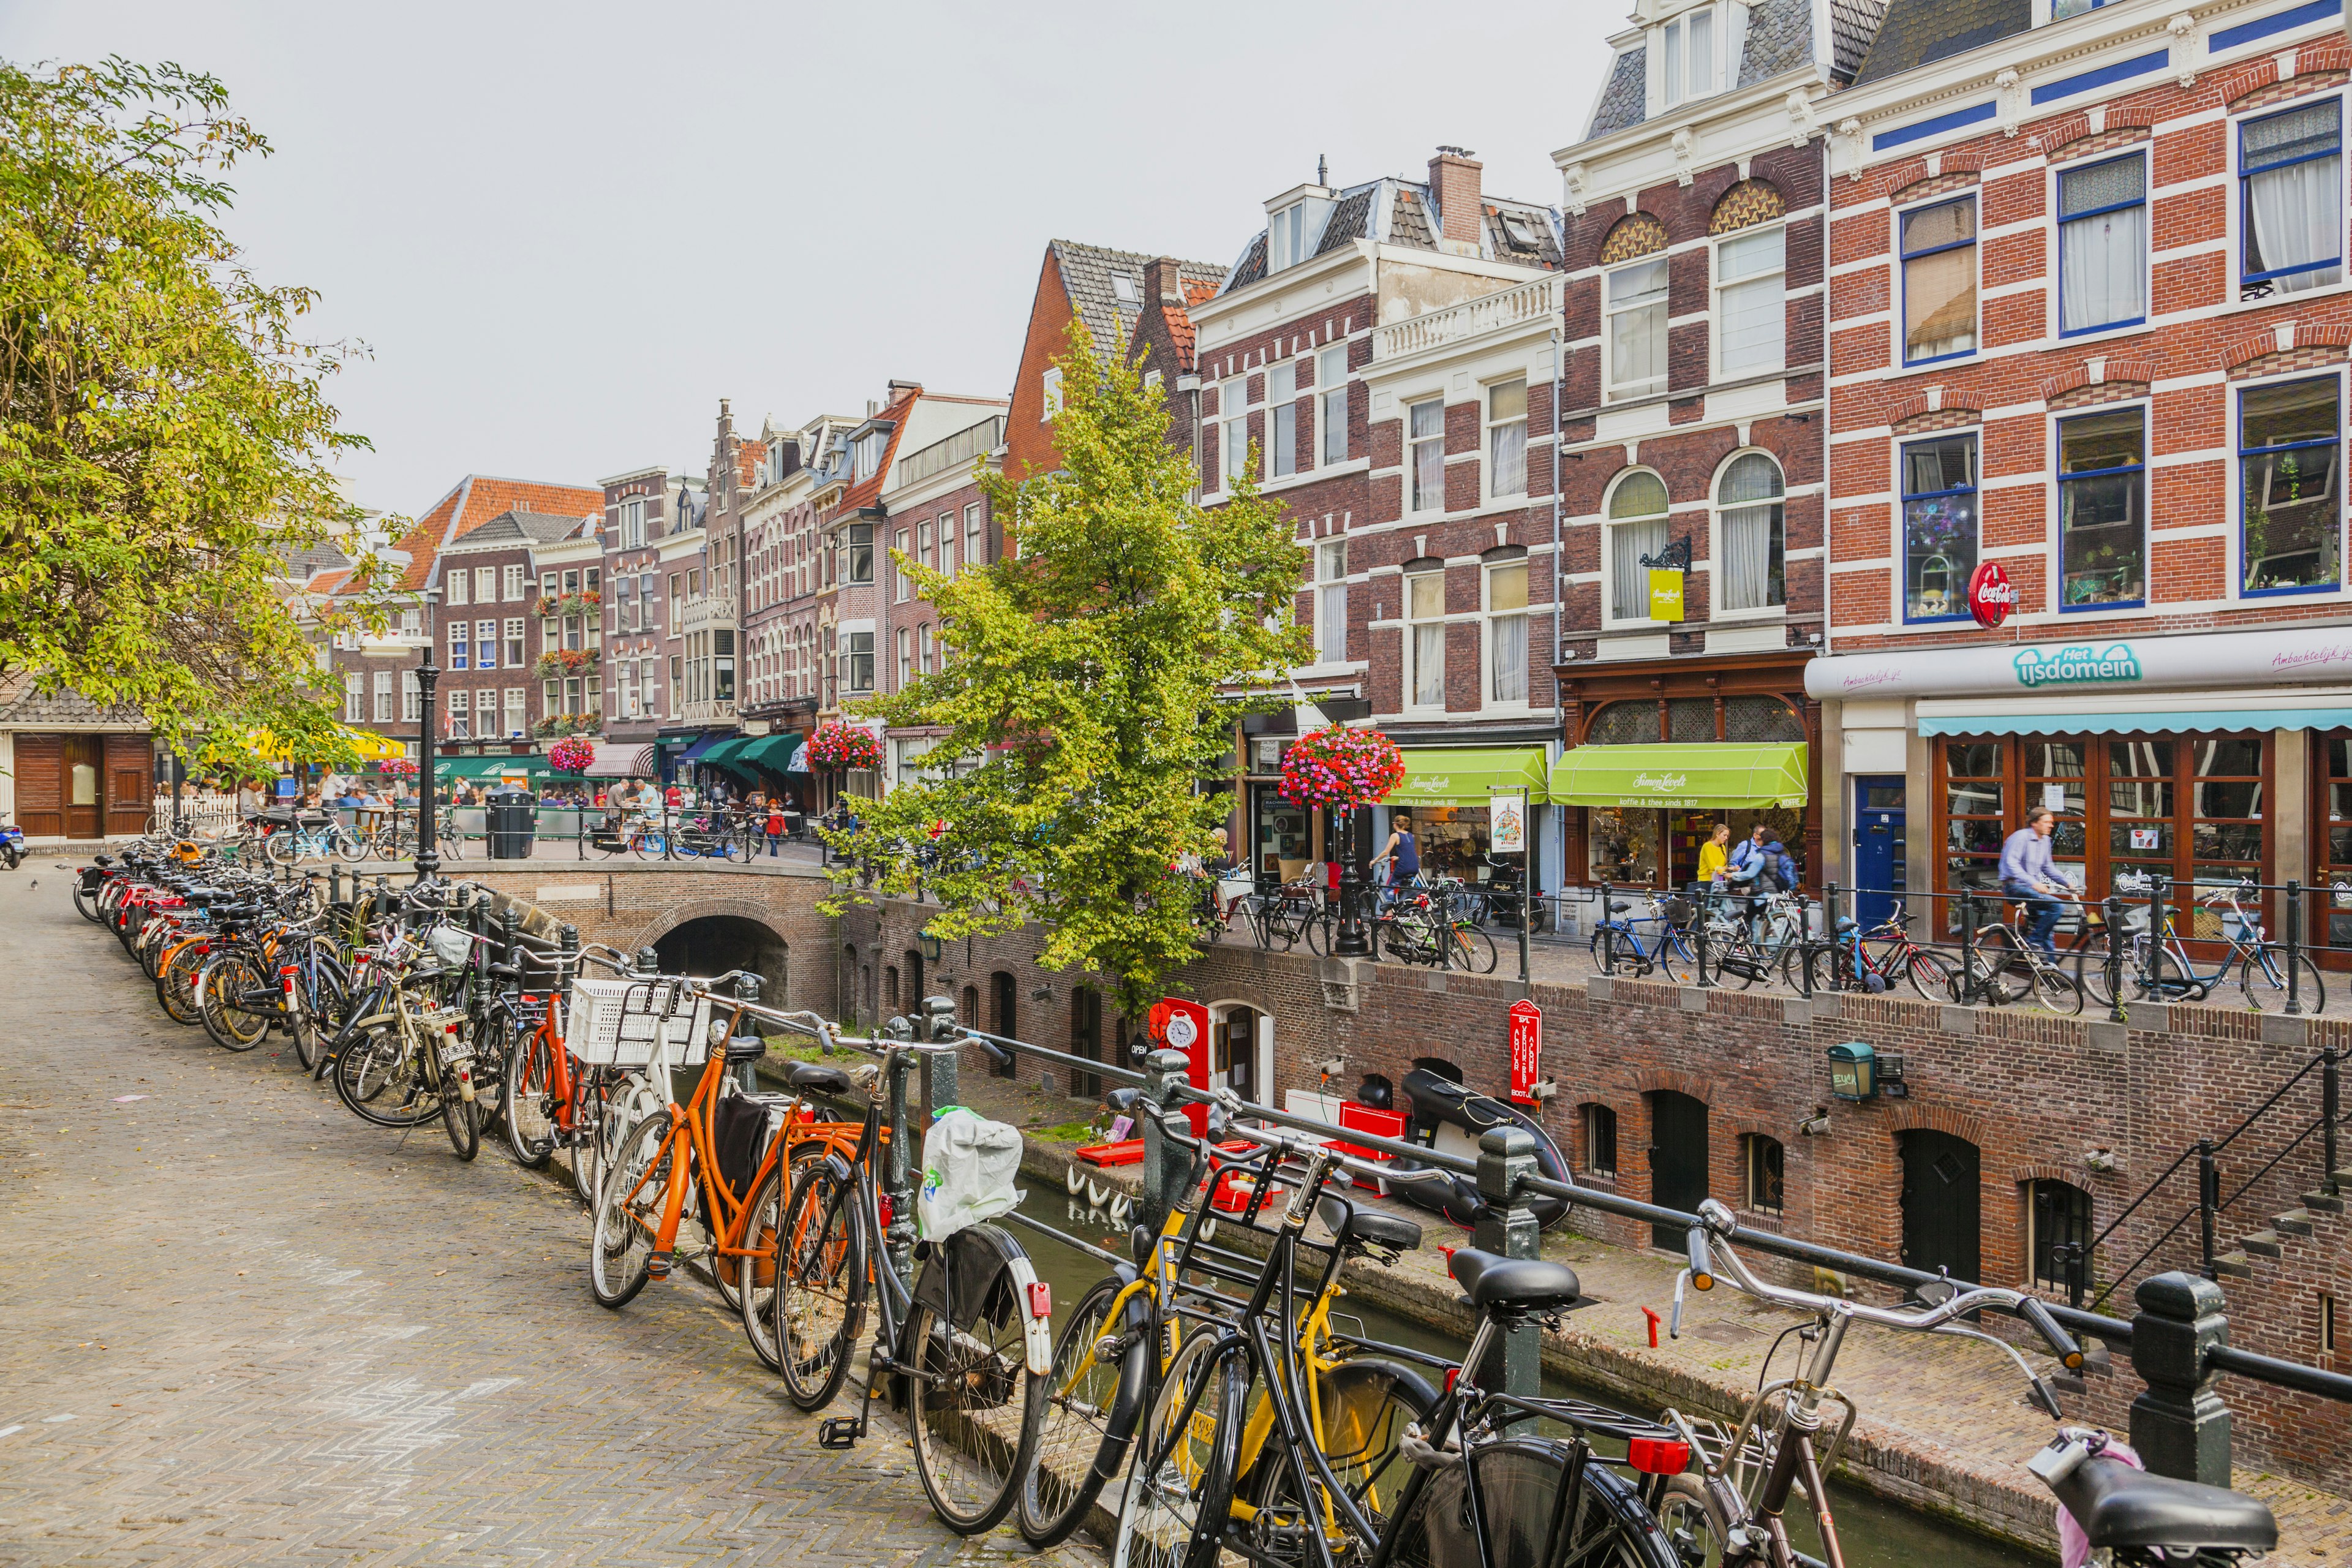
(2001, 808, 2065, 957)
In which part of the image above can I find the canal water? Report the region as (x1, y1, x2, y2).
(1008, 1199, 2043, 1567)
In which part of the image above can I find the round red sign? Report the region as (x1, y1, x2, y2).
(1967, 560, 2017, 628)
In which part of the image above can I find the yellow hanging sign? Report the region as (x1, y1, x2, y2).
(1648, 569, 1686, 622)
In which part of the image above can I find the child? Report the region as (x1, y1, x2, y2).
(766, 799, 785, 858)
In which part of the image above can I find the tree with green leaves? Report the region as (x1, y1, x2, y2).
(828, 322, 1305, 1020)
(0, 56, 377, 759)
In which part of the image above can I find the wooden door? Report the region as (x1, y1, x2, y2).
(107, 734, 154, 837)
(14, 733, 63, 839)
(1070, 986, 1102, 1099)
(63, 735, 103, 839)
(1646, 1090, 1709, 1250)
(1900, 1129, 1983, 1286)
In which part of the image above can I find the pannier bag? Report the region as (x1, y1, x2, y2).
(917, 1106, 1023, 1242)
(712, 1090, 772, 1200)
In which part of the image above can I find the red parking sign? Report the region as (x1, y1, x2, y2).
(1508, 1000, 1543, 1105)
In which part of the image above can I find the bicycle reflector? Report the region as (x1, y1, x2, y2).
(1627, 1437, 1691, 1476)
(1027, 1281, 1052, 1317)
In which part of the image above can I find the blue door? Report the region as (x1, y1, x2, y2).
(1853, 777, 1907, 931)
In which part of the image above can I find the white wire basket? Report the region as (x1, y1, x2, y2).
(565, 976, 712, 1068)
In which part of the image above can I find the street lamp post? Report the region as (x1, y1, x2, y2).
(1335, 805, 1371, 956)
(413, 644, 441, 883)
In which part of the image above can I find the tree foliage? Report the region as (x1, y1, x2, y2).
(0, 56, 376, 752)
(828, 322, 1305, 1019)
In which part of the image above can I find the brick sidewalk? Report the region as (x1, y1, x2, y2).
(0, 875, 1096, 1567)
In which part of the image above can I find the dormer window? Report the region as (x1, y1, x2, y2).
(1109, 272, 1139, 304)
(1656, 2, 1733, 110)
(854, 430, 887, 480)
(1270, 203, 1309, 271)
(1496, 208, 1547, 254)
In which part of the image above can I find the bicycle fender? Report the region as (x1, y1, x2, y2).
(1003, 1253, 1054, 1376)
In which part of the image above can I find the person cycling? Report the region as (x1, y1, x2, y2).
(1369, 812, 1419, 912)
(2002, 807, 2065, 959)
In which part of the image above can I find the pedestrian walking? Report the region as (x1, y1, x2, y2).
(765, 801, 785, 858)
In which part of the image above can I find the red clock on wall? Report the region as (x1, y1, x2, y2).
(1967, 561, 2017, 628)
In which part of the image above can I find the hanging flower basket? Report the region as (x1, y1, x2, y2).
(807, 719, 884, 771)
(1279, 724, 1405, 810)
(548, 735, 597, 774)
(378, 758, 419, 778)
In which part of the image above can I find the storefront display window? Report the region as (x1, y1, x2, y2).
(1252, 784, 1311, 882)
(1414, 807, 1491, 883)
(2317, 737, 2352, 946)
(1588, 807, 1659, 884)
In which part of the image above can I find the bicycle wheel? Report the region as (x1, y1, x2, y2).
(736, 1144, 821, 1372)
(2032, 957, 2085, 1016)
(2076, 943, 2128, 1012)
(438, 1054, 481, 1159)
(334, 1019, 440, 1127)
(1978, 932, 2037, 1003)
(264, 831, 296, 866)
(334, 827, 368, 864)
(633, 832, 666, 861)
(906, 1259, 1046, 1534)
(1112, 1333, 1243, 1568)
(1654, 1472, 1735, 1568)
(772, 1156, 868, 1411)
(1385, 1434, 1679, 1568)
(198, 952, 271, 1052)
(1237, 1357, 1436, 1555)
(2241, 949, 2327, 1014)
(590, 1108, 672, 1309)
(1890, 946, 1943, 1001)
(1587, 929, 1627, 977)
(1656, 930, 1699, 986)
(1446, 924, 1498, 975)
(1020, 1274, 1149, 1549)
(156, 942, 207, 1025)
(502, 1030, 559, 1167)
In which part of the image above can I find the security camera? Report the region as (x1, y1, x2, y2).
(1527, 1077, 1559, 1102)
(1307, 1055, 1347, 1080)
(1798, 1109, 1833, 1137)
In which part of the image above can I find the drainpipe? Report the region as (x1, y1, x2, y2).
(1550, 304, 1566, 911)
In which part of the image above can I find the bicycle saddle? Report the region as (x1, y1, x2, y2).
(786, 1061, 851, 1095)
(485, 962, 522, 981)
(1317, 1195, 1421, 1256)
(1608, 900, 1632, 913)
(1447, 1248, 1580, 1310)
(2052, 1455, 2275, 1553)
(723, 1034, 767, 1063)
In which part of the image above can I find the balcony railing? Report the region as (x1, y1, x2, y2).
(678, 592, 738, 633)
(1372, 274, 1561, 363)
(894, 415, 1005, 487)
(681, 696, 737, 725)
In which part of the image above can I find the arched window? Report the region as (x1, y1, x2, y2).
(1411, 1055, 1464, 1084)
(1600, 216, 1669, 402)
(960, 983, 979, 1028)
(1580, 1103, 1619, 1178)
(1585, 700, 1659, 745)
(1715, 453, 1786, 612)
(2028, 1178, 2095, 1294)
(884, 965, 900, 1010)
(1743, 1133, 1785, 1215)
(1724, 695, 1806, 744)
(1607, 471, 1670, 623)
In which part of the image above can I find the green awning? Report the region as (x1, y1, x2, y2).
(738, 733, 803, 772)
(1387, 747, 1550, 807)
(1548, 743, 1809, 809)
(433, 754, 548, 781)
(699, 735, 758, 767)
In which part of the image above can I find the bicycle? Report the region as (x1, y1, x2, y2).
(1590, 892, 1698, 984)
(329, 922, 489, 1158)
(263, 813, 369, 866)
(1113, 1102, 1685, 1568)
(1660, 1197, 2273, 1567)
(1798, 902, 1953, 1000)
(1950, 896, 2083, 1013)
(764, 1017, 1051, 1535)
(2092, 878, 2328, 1015)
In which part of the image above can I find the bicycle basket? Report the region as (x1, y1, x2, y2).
(1661, 897, 1695, 925)
(565, 976, 712, 1068)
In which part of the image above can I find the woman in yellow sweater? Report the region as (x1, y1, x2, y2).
(1695, 821, 1732, 900)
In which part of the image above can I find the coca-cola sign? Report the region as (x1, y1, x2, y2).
(1967, 560, 2017, 628)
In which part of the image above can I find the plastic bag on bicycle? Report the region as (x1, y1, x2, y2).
(917, 1106, 1022, 1242)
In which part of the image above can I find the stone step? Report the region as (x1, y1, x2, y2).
(2241, 1230, 2283, 1259)
(2334, 1168, 2352, 1188)
(2213, 1250, 2254, 1278)
(2304, 1189, 2344, 1215)
(2274, 1208, 2315, 1237)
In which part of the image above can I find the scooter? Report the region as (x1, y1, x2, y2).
(0, 814, 23, 869)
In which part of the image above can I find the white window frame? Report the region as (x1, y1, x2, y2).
(1603, 254, 1669, 402)
(1709, 449, 1789, 620)
(964, 502, 984, 571)
(445, 571, 469, 608)
(342, 671, 363, 722)
(503, 564, 525, 601)
(474, 618, 498, 669)
(1315, 540, 1349, 665)
(1268, 202, 1308, 272)
(1404, 565, 1449, 712)
(618, 498, 646, 548)
(1317, 344, 1349, 467)
(1268, 359, 1300, 480)
(1041, 367, 1063, 419)
(894, 528, 910, 602)
(400, 669, 421, 722)
(372, 669, 394, 723)
(2051, 146, 2152, 340)
(1482, 556, 1531, 709)
(503, 687, 526, 736)
(1713, 222, 1787, 379)
(1221, 379, 1253, 486)
(2051, 398, 2150, 613)
(1602, 468, 1673, 630)
(1653, 1, 1731, 110)
(447, 687, 470, 739)
(1483, 377, 1528, 500)
(1408, 398, 1447, 515)
(474, 567, 496, 603)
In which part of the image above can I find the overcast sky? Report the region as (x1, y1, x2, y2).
(1, 2, 1615, 519)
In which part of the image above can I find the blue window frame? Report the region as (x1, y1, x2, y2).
(1901, 434, 1979, 622)
(2057, 153, 2147, 336)
(2240, 99, 2344, 299)
(1900, 197, 1977, 366)
(2057, 407, 2147, 610)
(2240, 375, 2343, 595)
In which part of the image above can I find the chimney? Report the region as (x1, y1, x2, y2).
(1144, 255, 1185, 306)
(1427, 146, 1484, 247)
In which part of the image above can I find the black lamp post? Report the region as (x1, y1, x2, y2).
(1335, 804, 1371, 956)
(413, 643, 440, 883)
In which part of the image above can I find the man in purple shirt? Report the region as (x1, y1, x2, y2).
(2000, 808, 2065, 957)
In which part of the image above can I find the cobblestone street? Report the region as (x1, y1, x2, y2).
(0, 875, 1098, 1567)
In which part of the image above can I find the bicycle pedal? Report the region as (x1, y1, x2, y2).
(646, 1251, 673, 1280)
(815, 1417, 861, 1450)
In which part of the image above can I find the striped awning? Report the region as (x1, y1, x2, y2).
(581, 743, 658, 778)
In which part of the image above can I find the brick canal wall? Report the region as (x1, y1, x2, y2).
(459, 861, 2352, 1486)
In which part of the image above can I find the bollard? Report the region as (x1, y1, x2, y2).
(1825, 882, 1842, 990)
(918, 993, 959, 1126)
(2103, 894, 2130, 1024)
(1599, 880, 1615, 975)
(1136, 1047, 1194, 1233)
(2148, 876, 2169, 1000)
(2326, 1047, 2341, 1199)
(2129, 1272, 2233, 1486)
(557, 923, 579, 990)
(1958, 889, 1978, 1005)
(2285, 879, 2304, 1016)
(1693, 889, 1713, 989)
(635, 945, 659, 976)
(1472, 1125, 1542, 1415)
(498, 905, 522, 992)
(1796, 897, 1815, 1000)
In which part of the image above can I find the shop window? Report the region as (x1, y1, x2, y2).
(2318, 738, 2352, 946)
(1743, 1134, 1785, 1215)
(1900, 195, 1977, 364)
(2028, 1178, 2094, 1294)
(1588, 807, 1660, 884)
(2190, 738, 2266, 929)
(1606, 470, 1670, 622)
(2058, 153, 2147, 336)
(1581, 1103, 1619, 1178)
(1668, 698, 1715, 744)
(1485, 559, 1528, 704)
(2023, 741, 2092, 891)
(1902, 434, 1978, 622)
(2239, 375, 2342, 595)
(1407, 567, 1447, 708)
(1723, 696, 1804, 744)
(2240, 98, 2342, 300)
(1943, 741, 2008, 922)
(1716, 453, 1785, 611)
(1585, 701, 1659, 746)
(2059, 408, 2146, 609)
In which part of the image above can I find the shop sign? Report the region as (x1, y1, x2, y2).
(2013, 643, 2144, 688)
(1490, 794, 1526, 855)
(1648, 569, 1686, 622)
(1966, 561, 2017, 628)
(1508, 1000, 1544, 1105)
